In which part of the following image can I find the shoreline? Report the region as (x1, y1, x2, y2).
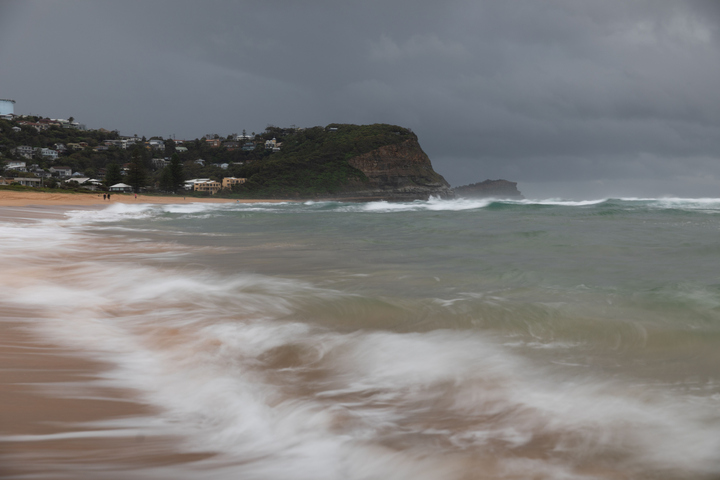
(0, 190, 441, 207)
(0, 190, 289, 207)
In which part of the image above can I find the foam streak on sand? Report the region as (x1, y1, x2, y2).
(3, 199, 720, 479)
(0, 207, 217, 479)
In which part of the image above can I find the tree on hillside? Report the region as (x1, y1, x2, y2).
(164, 138, 176, 156)
(126, 148, 147, 192)
(105, 162, 123, 186)
(169, 153, 184, 193)
(159, 166, 174, 192)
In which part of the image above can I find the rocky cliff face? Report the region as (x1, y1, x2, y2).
(453, 179, 523, 199)
(339, 138, 453, 200)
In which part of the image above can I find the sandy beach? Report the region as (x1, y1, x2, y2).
(0, 190, 294, 207)
(0, 189, 281, 207)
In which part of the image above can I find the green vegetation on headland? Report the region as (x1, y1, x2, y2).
(0, 118, 421, 198)
(232, 124, 414, 197)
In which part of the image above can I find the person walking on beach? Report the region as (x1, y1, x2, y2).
(103, 194, 107, 200)
(107, 194, 111, 201)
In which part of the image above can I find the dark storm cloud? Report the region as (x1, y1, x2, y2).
(1, 1, 719, 197)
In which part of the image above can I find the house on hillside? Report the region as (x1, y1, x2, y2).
(6, 160, 27, 172)
(206, 138, 222, 148)
(50, 166, 72, 177)
(148, 139, 165, 151)
(18, 122, 49, 132)
(264, 138, 281, 152)
(222, 177, 246, 190)
(37, 148, 58, 160)
(109, 183, 133, 193)
(13, 177, 42, 187)
(68, 177, 103, 190)
(151, 158, 169, 168)
(37, 118, 61, 127)
(193, 179, 221, 195)
(14, 145, 33, 159)
(184, 178, 210, 191)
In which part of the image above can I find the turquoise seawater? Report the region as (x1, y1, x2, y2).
(2, 197, 720, 479)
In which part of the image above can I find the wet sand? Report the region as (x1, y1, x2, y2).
(0, 190, 284, 207)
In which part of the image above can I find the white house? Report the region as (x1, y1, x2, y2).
(50, 166, 72, 177)
(37, 148, 58, 160)
(151, 158, 169, 168)
(148, 139, 165, 151)
(109, 183, 133, 193)
(67, 177, 103, 190)
(6, 160, 27, 172)
(13, 177, 42, 187)
(14, 145, 33, 158)
(67, 177, 91, 184)
(184, 178, 211, 190)
(104, 139, 133, 149)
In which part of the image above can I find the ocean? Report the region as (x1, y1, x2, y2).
(2, 197, 720, 479)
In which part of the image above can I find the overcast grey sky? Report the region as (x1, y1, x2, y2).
(1, 1, 719, 198)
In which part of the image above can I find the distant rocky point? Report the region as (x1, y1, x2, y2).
(453, 179, 523, 199)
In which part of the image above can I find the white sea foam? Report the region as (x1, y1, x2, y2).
(338, 197, 494, 213)
(51, 195, 720, 230)
(517, 198, 609, 206)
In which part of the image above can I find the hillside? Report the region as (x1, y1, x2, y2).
(0, 119, 452, 200)
(233, 124, 452, 200)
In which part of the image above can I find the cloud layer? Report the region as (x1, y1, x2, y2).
(1, 0, 719, 198)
